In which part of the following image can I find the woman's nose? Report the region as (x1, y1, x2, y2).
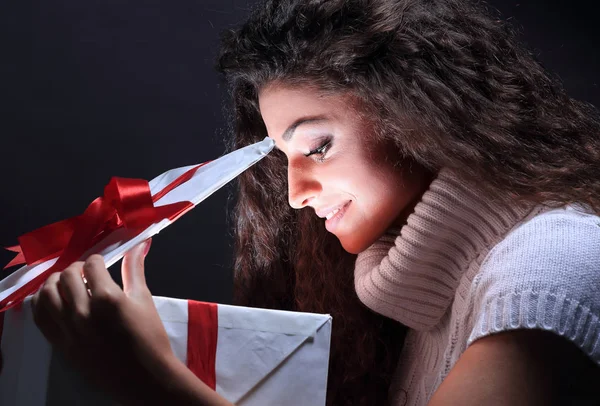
(287, 165, 321, 209)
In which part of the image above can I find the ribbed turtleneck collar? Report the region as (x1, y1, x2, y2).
(354, 169, 535, 331)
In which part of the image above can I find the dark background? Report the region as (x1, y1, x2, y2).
(0, 0, 598, 305)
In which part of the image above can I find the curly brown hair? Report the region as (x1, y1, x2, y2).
(216, 0, 600, 404)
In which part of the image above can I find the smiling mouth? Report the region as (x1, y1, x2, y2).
(325, 208, 341, 220)
(321, 201, 351, 220)
(324, 201, 352, 232)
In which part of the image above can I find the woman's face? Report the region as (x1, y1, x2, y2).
(259, 84, 432, 254)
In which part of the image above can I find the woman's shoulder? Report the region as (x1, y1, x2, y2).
(477, 203, 600, 294)
(514, 202, 600, 235)
(506, 202, 600, 242)
(466, 204, 600, 364)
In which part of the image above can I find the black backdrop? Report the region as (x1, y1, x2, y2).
(0, 0, 598, 305)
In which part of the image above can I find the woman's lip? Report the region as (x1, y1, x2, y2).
(316, 201, 351, 219)
(325, 201, 351, 233)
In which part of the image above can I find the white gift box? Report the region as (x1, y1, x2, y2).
(0, 296, 332, 405)
(0, 136, 332, 404)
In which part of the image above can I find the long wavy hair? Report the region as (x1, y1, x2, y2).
(216, 0, 600, 404)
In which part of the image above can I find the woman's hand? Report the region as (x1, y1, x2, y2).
(31, 239, 177, 404)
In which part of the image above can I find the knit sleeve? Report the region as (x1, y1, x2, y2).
(466, 206, 600, 365)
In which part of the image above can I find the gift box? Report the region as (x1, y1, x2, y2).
(0, 137, 332, 404)
(0, 296, 332, 405)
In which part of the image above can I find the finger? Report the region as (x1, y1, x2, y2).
(82, 254, 119, 295)
(32, 273, 69, 345)
(58, 262, 92, 334)
(59, 262, 91, 309)
(33, 272, 64, 320)
(121, 239, 151, 298)
(82, 255, 123, 314)
(33, 296, 67, 347)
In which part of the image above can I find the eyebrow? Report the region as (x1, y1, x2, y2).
(282, 116, 328, 141)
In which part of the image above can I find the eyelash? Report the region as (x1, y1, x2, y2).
(305, 139, 332, 162)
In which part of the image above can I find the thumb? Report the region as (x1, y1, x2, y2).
(121, 238, 152, 297)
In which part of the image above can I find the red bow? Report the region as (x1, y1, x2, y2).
(0, 163, 207, 312)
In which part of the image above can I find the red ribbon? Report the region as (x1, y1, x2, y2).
(0, 162, 208, 312)
(187, 300, 218, 389)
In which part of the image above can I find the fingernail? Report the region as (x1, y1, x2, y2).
(143, 238, 152, 257)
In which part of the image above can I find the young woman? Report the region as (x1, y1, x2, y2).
(31, 0, 600, 405)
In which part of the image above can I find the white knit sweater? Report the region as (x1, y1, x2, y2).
(354, 169, 600, 406)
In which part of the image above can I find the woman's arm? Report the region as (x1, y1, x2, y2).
(428, 329, 600, 406)
(31, 240, 233, 406)
(154, 354, 234, 406)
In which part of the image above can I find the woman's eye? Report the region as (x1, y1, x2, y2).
(305, 140, 331, 161)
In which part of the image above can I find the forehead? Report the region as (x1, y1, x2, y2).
(258, 85, 348, 129)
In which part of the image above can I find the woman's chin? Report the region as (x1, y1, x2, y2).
(338, 235, 375, 255)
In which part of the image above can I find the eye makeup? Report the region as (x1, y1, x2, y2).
(305, 136, 333, 160)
